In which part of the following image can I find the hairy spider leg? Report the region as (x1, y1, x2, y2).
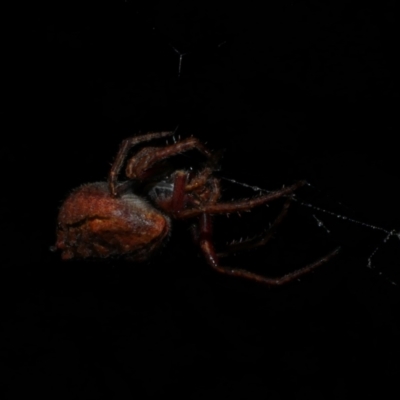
(109, 131, 175, 196)
(175, 181, 306, 219)
(198, 213, 341, 286)
(171, 171, 188, 212)
(206, 177, 221, 204)
(217, 200, 291, 257)
(125, 137, 213, 181)
(110, 135, 213, 196)
(185, 149, 223, 192)
(169, 171, 221, 214)
(185, 167, 213, 191)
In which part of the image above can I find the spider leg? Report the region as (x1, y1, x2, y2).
(217, 200, 291, 257)
(185, 149, 223, 192)
(125, 137, 213, 183)
(198, 213, 340, 286)
(153, 168, 220, 215)
(185, 167, 213, 192)
(190, 175, 221, 204)
(176, 181, 306, 219)
(170, 171, 188, 212)
(109, 131, 174, 196)
(207, 177, 221, 204)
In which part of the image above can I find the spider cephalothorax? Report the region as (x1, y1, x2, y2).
(56, 131, 339, 285)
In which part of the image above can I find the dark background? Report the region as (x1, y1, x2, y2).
(3, 1, 399, 399)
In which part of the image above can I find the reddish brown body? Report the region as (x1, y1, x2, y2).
(55, 132, 339, 286)
(56, 182, 170, 261)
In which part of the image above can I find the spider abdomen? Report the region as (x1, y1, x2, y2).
(56, 182, 170, 261)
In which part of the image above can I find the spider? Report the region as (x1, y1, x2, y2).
(56, 131, 340, 286)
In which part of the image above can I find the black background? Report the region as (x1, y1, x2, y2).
(3, 1, 399, 399)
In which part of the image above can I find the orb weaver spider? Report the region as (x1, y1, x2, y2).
(56, 131, 339, 285)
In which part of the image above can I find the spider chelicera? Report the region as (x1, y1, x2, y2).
(56, 131, 339, 286)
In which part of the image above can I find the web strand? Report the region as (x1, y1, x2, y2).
(221, 177, 399, 285)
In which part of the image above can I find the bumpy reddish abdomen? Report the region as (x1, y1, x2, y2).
(56, 182, 170, 261)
